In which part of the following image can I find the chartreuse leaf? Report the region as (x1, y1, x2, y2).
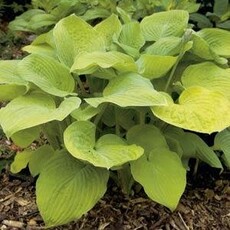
(53, 14, 105, 67)
(152, 86, 230, 134)
(36, 150, 109, 227)
(164, 127, 223, 168)
(10, 150, 33, 174)
(0, 60, 28, 100)
(0, 91, 81, 137)
(214, 128, 230, 169)
(17, 54, 75, 97)
(127, 125, 186, 211)
(29, 145, 55, 176)
(94, 14, 121, 47)
(140, 10, 189, 41)
(11, 126, 41, 148)
(85, 73, 167, 108)
(64, 121, 143, 169)
(197, 28, 230, 57)
(137, 54, 177, 79)
(182, 62, 230, 100)
(71, 51, 137, 75)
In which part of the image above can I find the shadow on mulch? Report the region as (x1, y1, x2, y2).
(0, 166, 229, 230)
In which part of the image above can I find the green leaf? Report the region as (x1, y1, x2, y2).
(214, 128, 230, 169)
(53, 14, 105, 67)
(137, 54, 177, 79)
(0, 85, 27, 101)
(182, 62, 230, 100)
(131, 148, 186, 211)
(17, 54, 75, 97)
(64, 121, 143, 169)
(29, 145, 55, 176)
(36, 150, 109, 227)
(94, 14, 122, 47)
(10, 150, 33, 174)
(71, 51, 137, 75)
(85, 73, 167, 107)
(140, 10, 189, 41)
(11, 126, 41, 148)
(0, 91, 81, 137)
(151, 86, 230, 134)
(197, 28, 230, 57)
(213, 0, 229, 16)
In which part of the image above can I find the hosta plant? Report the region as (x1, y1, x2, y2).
(0, 10, 230, 227)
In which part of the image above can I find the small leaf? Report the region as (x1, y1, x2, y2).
(85, 73, 167, 107)
(71, 51, 137, 75)
(10, 150, 33, 174)
(140, 10, 189, 41)
(214, 128, 230, 169)
(137, 54, 177, 79)
(0, 91, 81, 137)
(17, 54, 75, 97)
(0, 85, 27, 101)
(131, 148, 186, 211)
(151, 87, 230, 134)
(36, 150, 109, 227)
(64, 121, 143, 169)
(197, 28, 230, 57)
(182, 62, 230, 100)
(53, 14, 105, 67)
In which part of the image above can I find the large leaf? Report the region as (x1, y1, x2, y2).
(36, 150, 109, 227)
(53, 14, 105, 67)
(197, 28, 230, 57)
(214, 128, 230, 169)
(182, 62, 230, 100)
(137, 54, 177, 79)
(127, 126, 186, 211)
(64, 121, 143, 169)
(17, 54, 75, 97)
(0, 91, 81, 137)
(0, 85, 28, 101)
(140, 10, 189, 41)
(151, 86, 230, 134)
(71, 51, 137, 75)
(85, 73, 167, 107)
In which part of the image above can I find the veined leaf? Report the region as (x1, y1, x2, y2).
(214, 128, 230, 169)
(140, 10, 189, 41)
(64, 121, 143, 169)
(53, 14, 105, 67)
(182, 62, 230, 100)
(0, 85, 28, 101)
(85, 73, 167, 107)
(36, 150, 109, 227)
(17, 54, 75, 97)
(197, 28, 230, 57)
(0, 91, 81, 137)
(151, 86, 230, 134)
(71, 51, 137, 75)
(137, 54, 177, 79)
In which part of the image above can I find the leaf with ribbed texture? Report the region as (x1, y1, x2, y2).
(0, 85, 27, 101)
(137, 54, 177, 79)
(53, 14, 105, 67)
(29, 145, 55, 176)
(71, 51, 137, 75)
(140, 10, 189, 41)
(214, 128, 230, 169)
(17, 54, 75, 97)
(151, 86, 230, 134)
(85, 73, 167, 108)
(11, 126, 40, 148)
(182, 62, 230, 100)
(64, 121, 144, 169)
(0, 91, 81, 137)
(197, 28, 230, 57)
(36, 150, 109, 227)
(94, 14, 121, 47)
(10, 150, 33, 174)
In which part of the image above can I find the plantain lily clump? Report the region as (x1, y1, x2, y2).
(0, 9, 230, 227)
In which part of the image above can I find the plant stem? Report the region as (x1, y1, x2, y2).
(93, 104, 107, 126)
(75, 74, 88, 97)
